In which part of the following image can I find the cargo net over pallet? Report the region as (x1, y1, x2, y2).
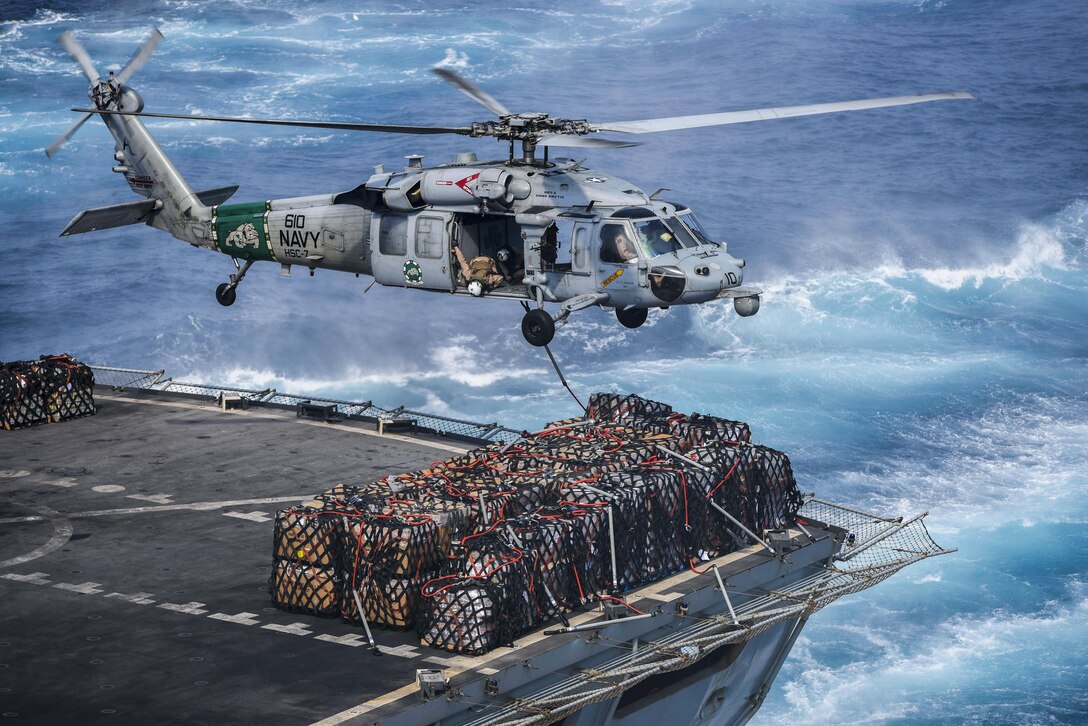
(271, 393, 806, 655)
(1, 355, 95, 431)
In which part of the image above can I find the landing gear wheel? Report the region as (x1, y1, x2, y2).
(215, 283, 237, 307)
(616, 306, 648, 329)
(521, 309, 555, 347)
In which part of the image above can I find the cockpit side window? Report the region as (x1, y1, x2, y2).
(599, 223, 639, 263)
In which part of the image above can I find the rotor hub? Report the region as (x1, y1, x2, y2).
(470, 116, 591, 143)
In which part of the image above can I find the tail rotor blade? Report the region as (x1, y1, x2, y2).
(116, 28, 163, 85)
(59, 31, 100, 84)
(432, 67, 511, 118)
(45, 111, 93, 158)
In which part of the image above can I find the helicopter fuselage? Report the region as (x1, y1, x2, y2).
(206, 155, 755, 319)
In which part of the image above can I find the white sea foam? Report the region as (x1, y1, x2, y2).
(435, 48, 470, 70)
(192, 347, 546, 397)
(758, 580, 1088, 723)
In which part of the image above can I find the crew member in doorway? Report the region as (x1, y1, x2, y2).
(539, 223, 559, 269)
(496, 246, 524, 284)
(453, 243, 505, 296)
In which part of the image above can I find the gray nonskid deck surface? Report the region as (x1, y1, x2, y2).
(0, 392, 470, 725)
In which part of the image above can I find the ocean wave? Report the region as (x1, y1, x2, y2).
(757, 577, 1088, 723)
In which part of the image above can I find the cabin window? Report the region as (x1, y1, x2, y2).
(379, 214, 408, 256)
(415, 216, 443, 259)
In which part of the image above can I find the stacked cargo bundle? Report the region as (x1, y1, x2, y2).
(0, 354, 96, 431)
(339, 509, 446, 629)
(270, 507, 343, 617)
(688, 442, 805, 554)
(270, 392, 804, 655)
(419, 523, 537, 654)
(563, 468, 688, 589)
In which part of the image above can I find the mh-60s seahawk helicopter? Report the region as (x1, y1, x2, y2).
(49, 30, 972, 346)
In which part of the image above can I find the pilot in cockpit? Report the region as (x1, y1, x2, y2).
(610, 229, 639, 263)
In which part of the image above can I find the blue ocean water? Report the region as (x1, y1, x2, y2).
(1, 1, 1085, 722)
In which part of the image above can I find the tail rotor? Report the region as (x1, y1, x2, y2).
(45, 28, 162, 158)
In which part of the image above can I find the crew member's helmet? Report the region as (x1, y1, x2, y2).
(468, 280, 484, 297)
(496, 247, 512, 264)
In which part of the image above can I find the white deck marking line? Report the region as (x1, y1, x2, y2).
(104, 591, 156, 605)
(126, 493, 174, 505)
(2, 573, 405, 651)
(102, 393, 469, 455)
(0, 512, 73, 567)
(222, 510, 273, 523)
(0, 496, 307, 523)
(261, 622, 313, 636)
(158, 601, 209, 615)
(54, 581, 105, 595)
(208, 611, 261, 626)
(1, 571, 52, 585)
(314, 633, 369, 647)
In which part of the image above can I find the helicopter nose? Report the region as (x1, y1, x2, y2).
(649, 265, 686, 302)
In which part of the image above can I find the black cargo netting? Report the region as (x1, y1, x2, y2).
(563, 468, 688, 590)
(509, 505, 609, 613)
(340, 512, 445, 630)
(270, 508, 344, 617)
(670, 412, 752, 449)
(419, 525, 535, 654)
(1, 355, 95, 431)
(270, 561, 342, 617)
(273, 508, 342, 568)
(272, 392, 806, 653)
(586, 392, 672, 423)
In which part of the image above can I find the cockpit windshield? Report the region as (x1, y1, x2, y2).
(632, 217, 681, 256)
(675, 209, 718, 246)
(608, 207, 703, 257)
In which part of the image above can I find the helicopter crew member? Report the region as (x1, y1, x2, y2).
(496, 246, 524, 284)
(453, 243, 505, 296)
(602, 227, 639, 263)
(539, 223, 559, 269)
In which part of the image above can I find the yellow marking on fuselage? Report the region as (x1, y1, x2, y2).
(601, 268, 624, 287)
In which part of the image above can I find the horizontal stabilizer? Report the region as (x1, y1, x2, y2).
(60, 198, 160, 237)
(195, 185, 239, 207)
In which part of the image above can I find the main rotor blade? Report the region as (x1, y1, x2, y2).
(432, 68, 511, 118)
(116, 28, 163, 85)
(45, 111, 93, 158)
(592, 91, 975, 134)
(59, 31, 100, 84)
(74, 108, 473, 136)
(537, 134, 639, 149)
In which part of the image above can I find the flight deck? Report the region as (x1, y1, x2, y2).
(0, 377, 952, 725)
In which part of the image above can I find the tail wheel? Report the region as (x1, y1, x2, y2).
(215, 283, 237, 307)
(521, 309, 555, 347)
(616, 306, 648, 329)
